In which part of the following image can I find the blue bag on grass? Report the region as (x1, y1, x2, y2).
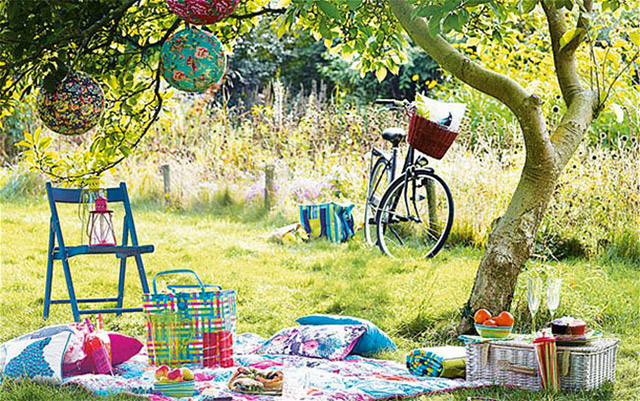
(298, 203, 355, 243)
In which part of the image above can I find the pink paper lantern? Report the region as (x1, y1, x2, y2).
(166, 0, 240, 25)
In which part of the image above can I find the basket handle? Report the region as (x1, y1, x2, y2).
(167, 284, 222, 293)
(497, 360, 537, 376)
(152, 269, 205, 295)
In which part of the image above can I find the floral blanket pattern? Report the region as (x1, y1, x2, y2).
(257, 325, 366, 361)
(63, 333, 487, 400)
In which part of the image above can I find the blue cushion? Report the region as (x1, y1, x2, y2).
(296, 314, 397, 356)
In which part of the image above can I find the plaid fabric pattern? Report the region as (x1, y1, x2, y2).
(143, 284, 236, 366)
(299, 203, 355, 243)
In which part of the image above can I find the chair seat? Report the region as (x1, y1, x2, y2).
(53, 245, 154, 259)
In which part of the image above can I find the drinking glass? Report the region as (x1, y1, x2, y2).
(547, 277, 562, 320)
(528, 277, 543, 336)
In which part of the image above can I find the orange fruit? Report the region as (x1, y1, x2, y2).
(483, 319, 498, 327)
(473, 309, 492, 324)
(494, 311, 515, 327)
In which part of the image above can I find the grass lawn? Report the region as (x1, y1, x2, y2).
(0, 199, 638, 400)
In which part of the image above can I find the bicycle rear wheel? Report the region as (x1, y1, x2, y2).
(364, 158, 390, 246)
(376, 170, 453, 258)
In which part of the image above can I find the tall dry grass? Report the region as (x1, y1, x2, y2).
(2, 83, 639, 260)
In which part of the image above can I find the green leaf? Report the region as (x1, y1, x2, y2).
(428, 14, 443, 36)
(345, 0, 362, 11)
(521, 0, 538, 13)
(443, 13, 458, 34)
(559, 28, 584, 50)
(317, 1, 341, 20)
(630, 29, 640, 47)
(375, 66, 387, 82)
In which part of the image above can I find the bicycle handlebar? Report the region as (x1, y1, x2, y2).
(375, 99, 413, 118)
(374, 99, 407, 107)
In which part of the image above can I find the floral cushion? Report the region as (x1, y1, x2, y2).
(11, 322, 91, 365)
(257, 325, 366, 361)
(296, 314, 397, 356)
(0, 332, 71, 383)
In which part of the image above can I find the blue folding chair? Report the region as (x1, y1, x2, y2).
(44, 182, 154, 322)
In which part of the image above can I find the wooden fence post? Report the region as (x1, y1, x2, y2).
(264, 164, 275, 210)
(161, 164, 171, 205)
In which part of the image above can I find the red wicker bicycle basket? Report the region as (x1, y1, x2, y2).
(407, 112, 459, 159)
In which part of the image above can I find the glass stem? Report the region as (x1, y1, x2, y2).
(532, 313, 536, 336)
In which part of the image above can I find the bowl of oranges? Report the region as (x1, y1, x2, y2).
(473, 309, 514, 339)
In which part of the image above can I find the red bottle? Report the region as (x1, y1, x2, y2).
(85, 319, 113, 375)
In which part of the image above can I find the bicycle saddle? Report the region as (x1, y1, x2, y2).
(382, 128, 406, 146)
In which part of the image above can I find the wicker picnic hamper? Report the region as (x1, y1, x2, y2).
(407, 112, 459, 159)
(466, 338, 620, 391)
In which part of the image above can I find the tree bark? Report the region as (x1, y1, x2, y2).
(388, 0, 599, 333)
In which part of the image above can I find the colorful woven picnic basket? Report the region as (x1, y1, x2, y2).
(142, 269, 236, 366)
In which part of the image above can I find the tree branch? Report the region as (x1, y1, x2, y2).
(388, 0, 554, 158)
(230, 7, 285, 20)
(550, 92, 597, 166)
(541, 1, 589, 106)
(388, 0, 528, 114)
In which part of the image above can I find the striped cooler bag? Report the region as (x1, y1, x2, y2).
(142, 269, 236, 366)
(298, 202, 355, 243)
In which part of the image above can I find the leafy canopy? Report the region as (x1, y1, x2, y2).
(0, 0, 637, 183)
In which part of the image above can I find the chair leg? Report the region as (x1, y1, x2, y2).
(134, 255, 150, 294)
(61, 257, 81, 322)
(116, 258, 127, 316)
(43, 254, 54, 320)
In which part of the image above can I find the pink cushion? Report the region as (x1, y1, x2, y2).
(62, 333, 142, 377)
(108, 332, 143, 365)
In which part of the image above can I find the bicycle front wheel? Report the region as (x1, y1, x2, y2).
(376, 170, 454, 258)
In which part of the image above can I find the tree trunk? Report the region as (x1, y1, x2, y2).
(388, 0, 600, 335)
(456, 156, 558, 333)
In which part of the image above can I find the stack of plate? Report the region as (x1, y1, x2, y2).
(554, 330, 602, 346)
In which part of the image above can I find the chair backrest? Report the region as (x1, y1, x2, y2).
(46, 184, 128, 204)
(46, 182, 138, 249)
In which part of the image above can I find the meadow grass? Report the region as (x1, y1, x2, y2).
(0, 199, 639, 400)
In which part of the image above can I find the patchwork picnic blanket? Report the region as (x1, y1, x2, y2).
(64, 333, 487, 400)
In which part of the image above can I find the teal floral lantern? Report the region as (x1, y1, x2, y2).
(166, 0, 240, 25)
(37, 71, 104, 136)
(161, 27, 226, 93)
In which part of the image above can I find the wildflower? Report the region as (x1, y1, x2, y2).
(592, 155, 597, 161)
(555, 94, 561, 100)
(600, 133, 606, 139)
(552, 105, 560, 113)
(621, 135, 628, 142)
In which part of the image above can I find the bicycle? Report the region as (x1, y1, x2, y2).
(364, 99, 455, 259)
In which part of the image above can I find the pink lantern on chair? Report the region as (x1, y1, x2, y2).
(88, 195, 117, 246)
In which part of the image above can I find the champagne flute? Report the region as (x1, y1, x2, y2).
(547, 277, 562, 320)
(528, 277, 542, 336)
